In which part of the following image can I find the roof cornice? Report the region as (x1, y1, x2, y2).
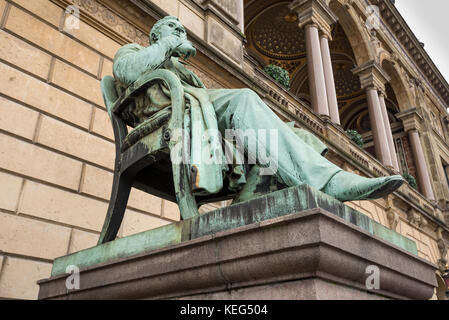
(369, 0, 449, 108)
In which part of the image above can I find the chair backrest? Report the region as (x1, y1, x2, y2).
(101, 76, 119, 119)
(101, 75, 128, 154)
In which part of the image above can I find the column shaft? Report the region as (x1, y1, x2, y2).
(320, 35, 340, 125)
(305, 24, 329, 117)
(379, 94, 399, 170)
(366, 88, 393, 167)
(408, 130, 435, 200)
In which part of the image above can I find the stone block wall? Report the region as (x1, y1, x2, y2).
(0, 0, 181, 299)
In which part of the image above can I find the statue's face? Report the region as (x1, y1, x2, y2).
(157, 19, 187, 41)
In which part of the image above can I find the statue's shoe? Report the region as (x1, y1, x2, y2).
(322, 171, 405, 202)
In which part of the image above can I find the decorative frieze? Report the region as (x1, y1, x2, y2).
(436, 227, 448, 272)
(70, 0, 149, 46)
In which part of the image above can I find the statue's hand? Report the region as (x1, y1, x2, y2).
(173, 40, 196, 60)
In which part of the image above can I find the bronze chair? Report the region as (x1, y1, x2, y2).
(98, 70, 234, 244)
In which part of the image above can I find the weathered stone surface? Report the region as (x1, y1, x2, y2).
(36, 116, 115, 170)
(51, 60, 103, 106)
(0, 0, 6, 19)
(0, 212, 71, 260)
(122, 209, 171, 237)
(0, 62, 93, 129)
(68, 229, 99, 254)
(0, 171, 22, 212)
(20, 181, 108, 232)
(0, 134, 83, 190)
(1, 256, 52, 300)
(207, 16, 242, 64)
(163, 200, 181, 221)
(4, 6, 100, 75)
(0, 254, 4, 275)
(152, 0, 179, 16)
(0, 30, 52, 79)
(10, 0, 63, 27)
(179, 3, 205, 39)
(61, 15, 121, 60)
(90, 107, 114, 140)
(100, 58, 114, 80)
(80, 164, 164, 215)
(182, 278, 388, 300)
(0, 96, 39, 140)
(38, 206, 437, 300)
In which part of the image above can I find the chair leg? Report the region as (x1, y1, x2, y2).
(97, 172, 133, 244)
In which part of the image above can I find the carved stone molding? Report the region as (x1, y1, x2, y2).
(386, 207, 399, 231)
(369, 0, 449, 107)
(395, 107, 424, 133)
(436, 227, 448, 272)
(385, 195, 399, 231)
(407, 208, 427, 229)
(289, 0, 338, 39)
(61, 0, 150, 46)
(351, 60, 390, 93)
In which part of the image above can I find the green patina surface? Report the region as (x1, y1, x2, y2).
(51, 184, 417, 277)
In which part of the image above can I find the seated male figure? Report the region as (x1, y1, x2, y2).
(112, 16, 404, 202)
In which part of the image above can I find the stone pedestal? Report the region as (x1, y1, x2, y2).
(38, 185, 437, 300)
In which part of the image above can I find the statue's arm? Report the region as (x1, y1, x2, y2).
(113, 35, 185, 86)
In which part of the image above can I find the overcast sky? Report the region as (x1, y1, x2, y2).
(395, 0, 449, 82)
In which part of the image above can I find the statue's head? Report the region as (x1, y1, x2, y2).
(150, 16, 187, 44)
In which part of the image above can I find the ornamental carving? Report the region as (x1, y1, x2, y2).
(72, 0, 149, 46)
(249, 3, 306, 59)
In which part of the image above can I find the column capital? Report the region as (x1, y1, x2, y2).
(351, 61, 390, 93)
(289, 0, 338, 39)
(319, 32, 330, 40)
(395, 107, 423, 132)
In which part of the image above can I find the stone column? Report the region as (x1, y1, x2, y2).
(320, 34, 340, 125)
(396, 108, 436, 201)
(352, 61, 395, 168)
(305, 24, 330, 117)
(408, 129, 435, 200)
(366, 87, 393, 167)
(379, 93, 399, 170)
(289, 0, 337, 119)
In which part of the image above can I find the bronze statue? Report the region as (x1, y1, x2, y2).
(97, 16, 404, 244)
(112, 16, 404, 202)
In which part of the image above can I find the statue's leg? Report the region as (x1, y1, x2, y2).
(207, 88, 404, 202)
(207, 88, 341, 191)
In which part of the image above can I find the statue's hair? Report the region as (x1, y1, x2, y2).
(150, 16, 180, 44)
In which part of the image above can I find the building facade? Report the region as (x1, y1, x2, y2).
(0, 0, 448, 299)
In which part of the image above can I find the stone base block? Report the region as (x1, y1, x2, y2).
(38, 185, 437, 300)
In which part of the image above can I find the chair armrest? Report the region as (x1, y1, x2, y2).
(111, 69, 183, 116)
